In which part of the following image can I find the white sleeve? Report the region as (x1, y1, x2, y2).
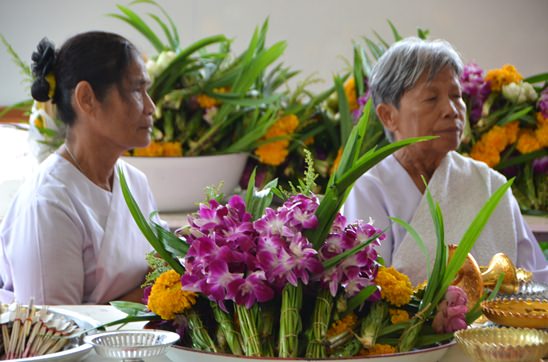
(8, 198, 86, 305)
(511, 199, 548, 283)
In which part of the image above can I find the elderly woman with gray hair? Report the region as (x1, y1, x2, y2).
(342, 37, 547, 285)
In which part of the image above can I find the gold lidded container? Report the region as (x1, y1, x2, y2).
(481, 297, 548, 329)
(454, 327, 548, 362)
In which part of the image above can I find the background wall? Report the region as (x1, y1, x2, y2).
(1, 0, 547, 105)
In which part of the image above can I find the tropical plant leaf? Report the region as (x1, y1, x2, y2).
(387, 20, 403, 41)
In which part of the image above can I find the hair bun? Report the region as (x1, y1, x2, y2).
(31, 37, 56, 101)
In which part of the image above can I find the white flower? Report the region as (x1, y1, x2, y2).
(146, 51, 176, 81)
(203, 107, 218, 125)
(502, 82, 538, 104)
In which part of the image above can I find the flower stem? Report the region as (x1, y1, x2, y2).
(397, 317, 424, 352)
(305, 288, 333, 358)
(278, 283, 303, 357)
(235, 304, 262, 356)
(258, 302, 276, 357)
(210, 302, 243, 355)
(186, 309, 218, 352)
(358, 300, 388, 348)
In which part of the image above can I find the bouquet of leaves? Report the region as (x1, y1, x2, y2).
(457, 63, 548, 214)
(113, 0, 299, 157)
(114, 102, 510, 358)
(245, 21, 423, 194)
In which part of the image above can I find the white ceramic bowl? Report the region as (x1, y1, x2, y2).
(123, 153, 248, 212)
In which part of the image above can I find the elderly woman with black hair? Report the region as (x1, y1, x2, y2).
(0, 32, 160, 304)
(343, 37, 547, 285)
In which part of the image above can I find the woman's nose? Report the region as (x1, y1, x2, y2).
(144, 91, 156, 115)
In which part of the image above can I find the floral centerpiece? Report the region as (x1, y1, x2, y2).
(113, 104, 511, 359)
(458, 63, 548, 214)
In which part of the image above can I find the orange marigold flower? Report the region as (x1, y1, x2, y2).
(147, 270, 197, 320)
(255, 142, 289, 166)
(537, 112, 548, 127)
(344, 77, 358, 111)
(535, 125, 548, 147)
(330, 148, 343, 175)
(516, 129, 542, 154)
(503, 121, 520, 144)
(326, 313, 358, 338)
(483, 125, 509, 152)
(485, 64, 523, 92)
(133, 141, 165, 157)
(470, 141, 500, 167)
(359, 344, 397, 356)
(196, 94, 219, 109)
(304, 136, 314, 146)
(374, 266, 413, 307)
(389, 308, 410, 324)
(254, 114, 299, 166)
(162, 142, 183, 156)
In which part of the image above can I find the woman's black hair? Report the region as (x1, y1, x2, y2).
(30, 31, 139, 126)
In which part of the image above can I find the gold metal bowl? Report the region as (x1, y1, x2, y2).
(455, 327, 548, 362)
(481, 297, 548, 329)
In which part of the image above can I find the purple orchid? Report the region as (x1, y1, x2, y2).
(460, 63, 491, 124)
(317, 217, 384, 298)
(532, 156, 548, 175)
(538, 88, 548, 119)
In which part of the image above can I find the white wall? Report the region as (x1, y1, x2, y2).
(1, 0, 547, 105)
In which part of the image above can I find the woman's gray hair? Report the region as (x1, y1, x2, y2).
(369, 37, 463, 141)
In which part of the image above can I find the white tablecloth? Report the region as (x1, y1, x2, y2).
(56, 305, 471, 362)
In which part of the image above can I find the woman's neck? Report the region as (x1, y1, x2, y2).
(63, 135, 119, 192)
(394, 148, 446, 194)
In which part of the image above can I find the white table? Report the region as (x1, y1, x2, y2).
(57, 305, 471, 362)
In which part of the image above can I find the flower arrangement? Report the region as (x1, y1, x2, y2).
(112, 1, 299, 157)
(458, 63, 548, 213)
(114, 105, 512, 358)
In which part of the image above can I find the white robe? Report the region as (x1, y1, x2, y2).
(0, 153, 156, 304)
(342, 151, 548, 285)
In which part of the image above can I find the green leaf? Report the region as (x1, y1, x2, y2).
(108, 4, 166, 52)
(524, 72, 548, 84)
(109, 301, 150, 316)
(323, 231, 385, 270)
(436, 179, 515, 307)
(390, 217, 431, 277)
(147, 13, 178, 50)
(497, 106, 533, 125)
(334, 76, 353, 146)
(495, 149, 548, 170)
(118, 167, 185, 274)
(345, 285, 378, 314)
(387, 20, 403, 41)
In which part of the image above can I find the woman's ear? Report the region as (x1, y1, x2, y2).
(73, 81, 97, 117)
(376, 103, 399, 132)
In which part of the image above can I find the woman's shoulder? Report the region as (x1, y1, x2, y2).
(448, 151, 507, 185)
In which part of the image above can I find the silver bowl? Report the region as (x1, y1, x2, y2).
(83, 329, 179, 361)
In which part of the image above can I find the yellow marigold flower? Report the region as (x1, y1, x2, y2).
(162, 142, 183, 156)
(133, 141, 165, 157)
(470, 141, 501, 167)
(504, 121, 520, 144)
(535, 125, 548, 147)
(344, 77, 358, 111)
(254, 114, 299, 166)
(374, 266, 413, 307)
(34, 115, 44, 129)
(326, 313, 358, 338)
(255, 142, 289, 166)
(483, 125, 508, 152)
(147, 270, 197, 320)
(516, 129, 542, 154)
(389, 308, 410, 324)
(330, 148, 343, 175)
(485, 64, 523, 92)
(359, 344, 397, 356)
(537, 112, 548, 127)
(196, 94, 219, 109)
